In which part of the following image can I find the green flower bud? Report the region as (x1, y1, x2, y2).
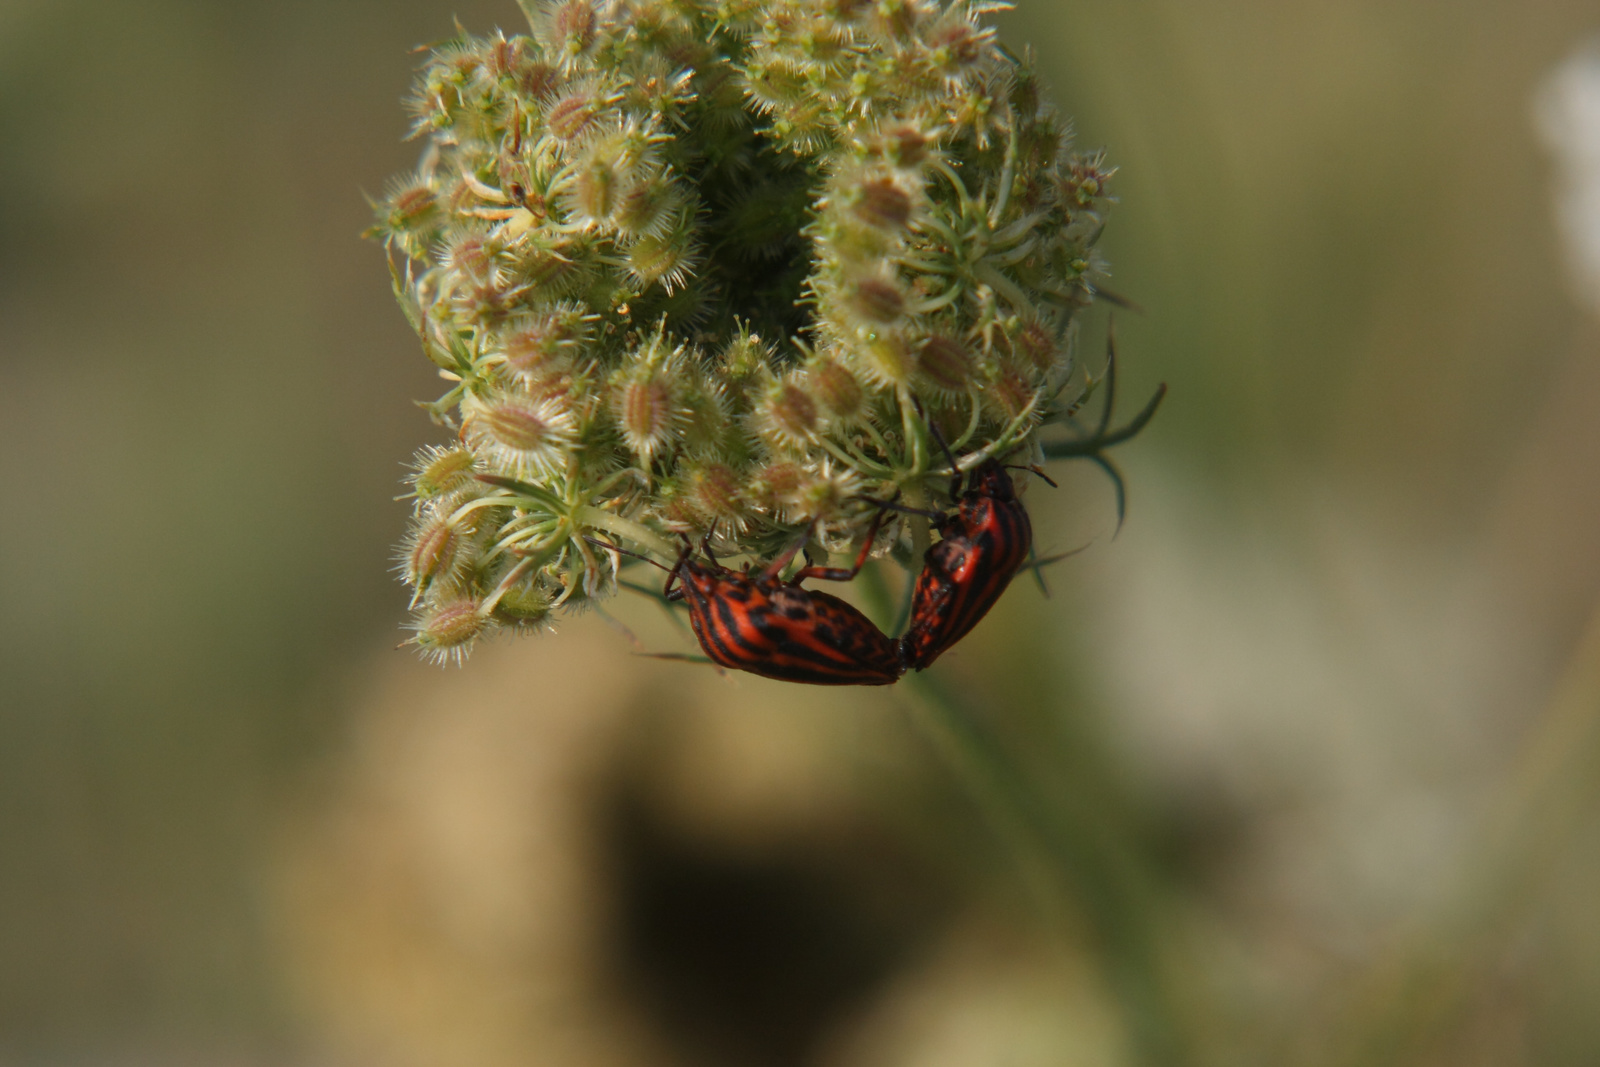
(882, 123, 932, 169)
(917, 333, 972, 393)
(565, 155, 620, 226)
(368, 174, 443, 254)
(410, 597, 488, 666)
(402, 508, 475, 593)
(496, 303, 594, 381)
(1065, 154, 1115, 209)
(612, 171, 680, 238)
(546, 0, 598, 61)
(624, 222, 698, 293)
(750, 459, 807, 523)
(678, 373, 735, 455)
(807, 357, 865, 419)
(545, 84, 609, 143)
(611, 328, 688, 463)
(792, 459, 861, 521)
(754, 373, 819, 450)
(850, 176, 913, 231)
(855, 330, 917, 388)
(849, 276, 906, 324)
(921, 12, 992, 83)
(986, 362, 1038, 422)
(509, 238, 590, 295)
(719, 329, 774, 385)
(1013, 320, 1061, 374)
(410, 444, 478, 499)
(445, 231, 501, 280)
(615, 375, 677, 463)
(685, 461, 749, 525)
(489, 567, 555, 628)
(462, 388, 577, 478)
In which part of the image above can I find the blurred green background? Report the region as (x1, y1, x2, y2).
(5, 1, 1600, 1064)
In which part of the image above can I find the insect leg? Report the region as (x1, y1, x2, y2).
(790, 504, 891, 584)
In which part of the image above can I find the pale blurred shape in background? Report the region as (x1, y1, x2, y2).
(1539, 38, 1600, 315)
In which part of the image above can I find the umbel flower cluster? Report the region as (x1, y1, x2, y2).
(372, 0, 1120, 664)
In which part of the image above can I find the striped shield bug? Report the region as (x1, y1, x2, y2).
(897, 456, 1036, 672)
(595, 513, 904, 686)
(898, 326, 1165, 671)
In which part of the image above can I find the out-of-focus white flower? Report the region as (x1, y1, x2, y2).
(1536, 40, 1600, 315)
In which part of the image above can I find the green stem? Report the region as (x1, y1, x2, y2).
(974, 260, 1038, 318)
(894, 669, 1194, 1067)
(903, 480, 932, 575)
(574, 504, 677, 560)
(842, 549, 1200, 1067)
(819, 435, 893, 478)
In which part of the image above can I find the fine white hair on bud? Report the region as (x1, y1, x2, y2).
(409, 597, 489, 665)
(408, 444, 478, 499)
(793, 457, 864, 525)
(846, 275, 908, 325)
(916, 332, 973, 395)
(849, 174, 915, 231)
(623, 217, 700, 294)
(492, 302, 596, 383)
(487, 563, 556, 629)
(537, 0, 600, 68)
(611, 329, 689, 464)
(543, 80, 616, 144)
(377, 0, 1125, 663)
(612, 170, 682, 239)
(752, 371, 821, 452)
(806, 356, 867, 421)
(461, 388, 578, 478)
(677, 370, 735, 457)
(853, 329, 919, 389)
(399, 505, 477, 596)
(683, 460, 751, 528)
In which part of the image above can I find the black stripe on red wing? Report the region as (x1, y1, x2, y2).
(810, 595, 902, 677)
(768, 615, 862, 674)
(756, 589, 901, 684)
(903, 518, 1031, 668)
(707, 587, 775, 663)
(662, 559, 902, 685)
(680, 567, 770, 670)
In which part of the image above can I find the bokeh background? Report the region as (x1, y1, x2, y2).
(6, 1, 1600, 1064)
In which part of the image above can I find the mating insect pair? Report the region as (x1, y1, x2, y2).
(597, 455, 1046, 687)
(604, 334, 1166, 686)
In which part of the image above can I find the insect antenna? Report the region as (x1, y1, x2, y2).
(582, 535, 672, 572)
(853, 494, 945, 521)
(852, 482, 945, 521)
(909, 395, 965, 498)
(1004, 464, 1059, 488)
(700, 521, 719, 565)
(1091, 286, 1145, 314)
(634, 651, 727, 677)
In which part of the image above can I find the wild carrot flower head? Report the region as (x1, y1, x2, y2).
(373, 0, 1119, 661)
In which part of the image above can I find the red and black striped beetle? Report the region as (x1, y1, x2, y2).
(601, 517, 904, 686)
(897, 457, 1034, 672)
(898, 327, 1166, 672)
(667, 551, 903, 686)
